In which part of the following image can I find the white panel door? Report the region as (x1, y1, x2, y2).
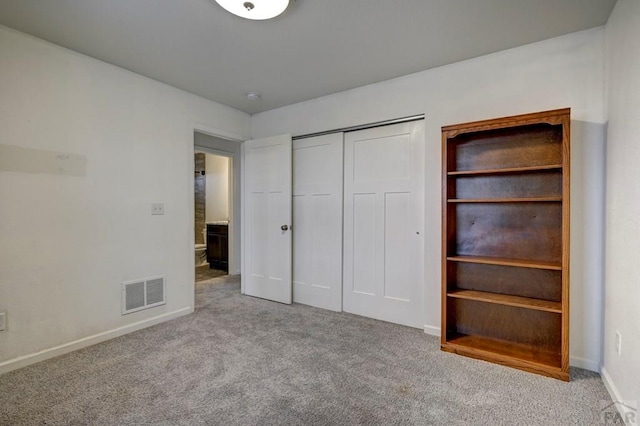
(242, 134, 292, 304)
(343, 121, 425, 328)
(292, 133, 343, 312)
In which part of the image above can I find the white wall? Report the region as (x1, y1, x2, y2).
(205, 154, 230, 223)
(252, 28, 607, 371)
(0, 25, 251, 371)
(602, 0, 640, 406)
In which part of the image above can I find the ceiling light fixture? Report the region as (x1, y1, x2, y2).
(246, 92, 261, 101)
(214, 0, 290, 20)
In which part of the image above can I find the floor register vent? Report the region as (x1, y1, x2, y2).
(122, 276, 166, 315)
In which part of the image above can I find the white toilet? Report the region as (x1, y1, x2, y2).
(195, 229, 208, 267)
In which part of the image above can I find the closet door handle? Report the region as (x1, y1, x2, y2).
(281, 225, 289, 231)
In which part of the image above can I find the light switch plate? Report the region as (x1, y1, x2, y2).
(151, 203, 164, 215)
(0, 312, 6, 331)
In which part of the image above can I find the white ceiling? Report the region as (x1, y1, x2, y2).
(0, 0, 616, 114)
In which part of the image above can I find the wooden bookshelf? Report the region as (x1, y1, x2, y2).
(441, 108, 570, 381)
(446, 255, 562, 270)
(447, 164, 563, 176)
(443, 334, 565, 379)
(447, 197, 562, 203)
(447, 290, 562, 313)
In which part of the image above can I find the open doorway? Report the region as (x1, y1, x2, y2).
(194, 151, 231, 282)
(192, 131, 242, 291)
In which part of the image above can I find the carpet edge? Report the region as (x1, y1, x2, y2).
(0, 306, 192, 375)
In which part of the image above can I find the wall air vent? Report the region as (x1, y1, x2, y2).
(122, 276, 166, 315)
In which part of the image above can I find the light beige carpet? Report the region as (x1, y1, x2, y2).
(0, 275, 617, 425)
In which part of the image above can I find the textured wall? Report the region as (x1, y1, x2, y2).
(194, 153, 206, 245)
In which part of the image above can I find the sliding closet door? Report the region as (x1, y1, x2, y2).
(343, 121, 425, 328)
(292, 133, 343, 311)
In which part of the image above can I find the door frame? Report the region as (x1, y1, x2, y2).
(190, 125, 244, 303)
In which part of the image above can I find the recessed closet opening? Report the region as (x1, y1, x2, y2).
(243, 115, 426, 328)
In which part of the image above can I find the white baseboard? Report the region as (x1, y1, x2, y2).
(0, 307, 192, 375)
(601, 366, 623, 401)
(601, 366, 638, 425)
(423, 324, 441, 337)
(570, 355, 600, 372)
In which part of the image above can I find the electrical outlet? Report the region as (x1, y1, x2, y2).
(151, 203, 164, 215)
(0, 312, 6, 332)
(615, 331, 622, 355)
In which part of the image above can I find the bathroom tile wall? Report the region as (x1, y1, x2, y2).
(194, 153, 206, 245)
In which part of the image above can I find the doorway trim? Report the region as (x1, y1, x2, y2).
(190, 124, 244, 306)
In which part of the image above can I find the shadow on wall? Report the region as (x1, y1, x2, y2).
(569, 120, 606, 369)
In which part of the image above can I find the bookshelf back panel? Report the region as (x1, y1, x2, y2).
(452, 171, 562, 199)
(452, 203, 562, 261)
(449, 124, 562, 172)
(447, 262, 562, 301)
(447, 298, 562, 354)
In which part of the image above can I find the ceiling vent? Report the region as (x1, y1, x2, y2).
(122, 276, 166, 315)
